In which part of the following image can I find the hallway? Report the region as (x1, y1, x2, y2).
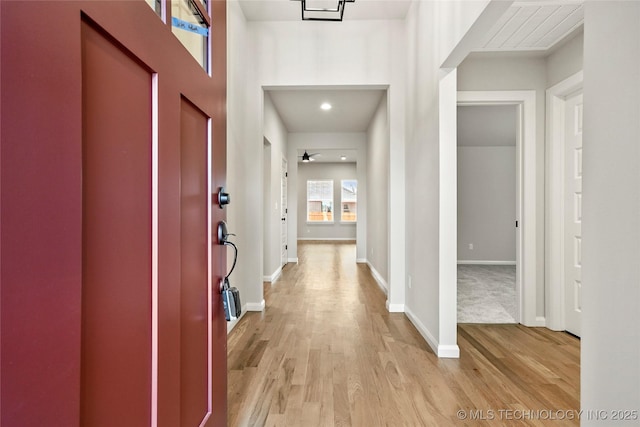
(227, 242, 579, 426)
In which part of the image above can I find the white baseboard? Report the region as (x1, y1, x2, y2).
(386, 300, 405, 312)
(297, 238, 356, 241)
(437, 345, 461, 358)
(405, 306, 460, 359)
(226, 300, 267, 334)
(525, 316, 546, 327)
(245, 300, 265, 312)
(366, 261, 388, 295)
(263, 266, 282, 283)
(356, 258, 367, 264)
(287, 257, 299, 263)
(404, 307, 437, 353)
(457, 260, 516, 265)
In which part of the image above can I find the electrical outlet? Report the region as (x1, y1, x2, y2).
(307, 229, 310, 233)
(408, 275, 412, 289)
(469, 243, 474, 250)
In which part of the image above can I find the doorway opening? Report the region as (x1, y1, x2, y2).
(262, 138, 276, 282)
(457, 104, 519, 323)
(281, 156, 288, 269)
(456, 90, 538, 326)
(263, 86, 387, 278)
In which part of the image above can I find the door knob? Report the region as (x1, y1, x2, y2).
(217, 187, 230, 208)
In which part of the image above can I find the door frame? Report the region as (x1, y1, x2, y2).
(457, 90, 538, 326)
(262, 138, 272, 282)
(281, 155, 288, 268)
(545, 71, 584, 331)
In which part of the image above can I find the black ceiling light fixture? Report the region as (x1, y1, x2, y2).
(294, 0, 355, 21)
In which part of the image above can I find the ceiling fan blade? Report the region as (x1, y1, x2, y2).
(298, 150, 321, 162)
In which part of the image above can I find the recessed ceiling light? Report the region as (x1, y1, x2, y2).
(320, 102, 332, 111)
(340, 155, 347, 161)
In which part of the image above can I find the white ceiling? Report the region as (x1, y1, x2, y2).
(238, 0, 411, 22)
(267, 89, 385, 132)
(474, 1, 584, 52)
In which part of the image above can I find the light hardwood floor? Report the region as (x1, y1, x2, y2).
(228, 242, 579, 426)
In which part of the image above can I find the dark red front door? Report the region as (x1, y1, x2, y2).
(1, 1, 227, 426)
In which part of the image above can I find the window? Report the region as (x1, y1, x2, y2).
(307, 180, 333, 222)
(171, 0, 210, 71)
(145, 0, 162, 16)
(341, 180, 357, 222)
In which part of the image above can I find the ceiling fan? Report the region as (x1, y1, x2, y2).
(298, 150, 320, 162)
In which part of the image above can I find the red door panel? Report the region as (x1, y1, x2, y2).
(1, 2, 227, 426)
(1, 3, 84, 426)
(80, 19, 153, 426)
(180, 97, 210, 426)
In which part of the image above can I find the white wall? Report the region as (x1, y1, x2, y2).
(287, 132, 367, 259)
(457, 105, 516, 263)
(366, 93, 389, 285)
(403, 0, 495, 358)
(227, 18, 404, 311)
(255, 19, 403, 276)
(227, 0, 265, 308)
(546, 31, 583, 88)
(297, 162, 357, 240)
(263, 93, 288, 279)
(252, 20, 403, 86)
(457, 55, 546, 320)
(457, 105, 518, 147)
(458, 146, 516, 262)
(582, 3, 640, 422)
(228, 0, 510, 358)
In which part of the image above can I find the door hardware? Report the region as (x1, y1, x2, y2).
(217, 187, 230, 208)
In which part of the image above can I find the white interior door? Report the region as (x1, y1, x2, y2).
(281, 157, 288, 267)
(564, 92, 583, 336)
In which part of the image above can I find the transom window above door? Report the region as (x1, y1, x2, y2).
(144, 0, 211, 72)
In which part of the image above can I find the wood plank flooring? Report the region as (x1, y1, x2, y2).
(228, 242, 580, 426)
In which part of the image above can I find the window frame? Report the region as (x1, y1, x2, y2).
(306, 179, 335, 224)
(143, 0, 212, 73)
(340, 179, 357, 223)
